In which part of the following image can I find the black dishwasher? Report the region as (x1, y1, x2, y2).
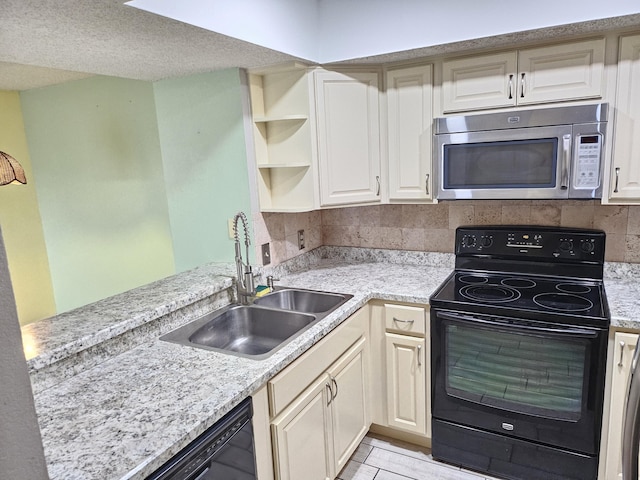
(146, 397, 256, 480)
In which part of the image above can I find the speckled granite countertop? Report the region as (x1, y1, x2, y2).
(24, 247, 640, 479)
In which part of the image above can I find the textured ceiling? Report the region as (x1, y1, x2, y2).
(0, 0, 303, 90)
(2, 1, 640, 92)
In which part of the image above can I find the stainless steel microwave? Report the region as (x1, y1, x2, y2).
(434, 103, 608, 200)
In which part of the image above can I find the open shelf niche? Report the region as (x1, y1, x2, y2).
(249, 64, 319, 212)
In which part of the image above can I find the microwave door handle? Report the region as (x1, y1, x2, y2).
(561, 134, 571, 190)
(623, 340, 640, 480)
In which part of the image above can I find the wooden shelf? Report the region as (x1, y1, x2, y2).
(254, 114, 308, 124)
(257, 163, 310, 169)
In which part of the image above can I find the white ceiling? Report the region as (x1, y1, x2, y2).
(2, 0, 640, 91)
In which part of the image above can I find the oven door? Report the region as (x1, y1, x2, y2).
(435, 125, 572, 200)
(431, 309, 607, 455)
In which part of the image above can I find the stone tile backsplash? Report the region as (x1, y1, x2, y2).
(254, 200, 640, 265)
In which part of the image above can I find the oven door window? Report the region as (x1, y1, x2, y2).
(445, 322, 587, 422)
(443, 138, 558, 189)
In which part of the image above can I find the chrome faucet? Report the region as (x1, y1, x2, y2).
(233, 211, 255, 304)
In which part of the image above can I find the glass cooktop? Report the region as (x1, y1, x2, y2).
(430, 271, 608, 323)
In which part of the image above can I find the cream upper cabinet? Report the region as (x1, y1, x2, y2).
(603, 332, 639, 480)
(442, 52, 517, 112)
(315, 69, 382, 206)
(442, 38, 605, 113)
(609, 34, 640, 201)
(386, 64, 434, 201)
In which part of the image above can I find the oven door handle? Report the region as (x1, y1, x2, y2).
(436, 311, 599, 338)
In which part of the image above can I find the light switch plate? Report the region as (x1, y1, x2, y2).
(261, 243, 271, 265)
(297, 229, 305, 250)
(227, 219, 235, 239)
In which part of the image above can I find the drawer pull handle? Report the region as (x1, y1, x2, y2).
(376, 175, 381, 196)
(614, 167, 620, 193)
(520, 73, 526, 98)
(393, 317, 414, 324)
(508, 74, 514, 99)
(620, 341, 626, 367)
(331, 376, 338, 400)
(417, 344, 422, 367)
(425, 173, 430, 195)
(326, 382, 333, 405)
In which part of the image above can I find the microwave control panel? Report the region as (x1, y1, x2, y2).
(573, 134, 602, 189)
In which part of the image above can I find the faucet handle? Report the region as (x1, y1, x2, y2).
(266, 275, 279, 289)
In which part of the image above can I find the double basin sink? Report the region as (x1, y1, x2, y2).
(161, 287, 353, 360)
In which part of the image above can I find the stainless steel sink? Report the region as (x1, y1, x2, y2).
(160, 305, 317, 359)
(161, 287, 353, 359)
(253, 288, 349, 313)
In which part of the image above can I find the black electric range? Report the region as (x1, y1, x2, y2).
(429, 225, 610, 480)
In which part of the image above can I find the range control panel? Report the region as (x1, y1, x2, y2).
(457, 226, 605, 263)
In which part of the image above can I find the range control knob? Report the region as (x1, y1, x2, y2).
(480, 236, 493, 248)
(462, 235, 477, 248)
(580, 241, 595, 253)
(559, 240, 573, 252)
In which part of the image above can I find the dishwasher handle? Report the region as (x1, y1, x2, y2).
(623, 340, 640, 480)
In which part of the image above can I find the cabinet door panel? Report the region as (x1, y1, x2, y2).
(272, 377, 333, 480)
(387, 65, 433, 200)
(518, 39, 604, 105)
(442, 52, 517, 112)
(604, 332, 639, 480)
(385, 333, 426, 435)
(329, 337, 369, 473)
(315, 70, 381, 206)
(611, 35, 640, 201)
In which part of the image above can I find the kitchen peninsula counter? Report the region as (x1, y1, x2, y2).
(23, 247, 640, 479)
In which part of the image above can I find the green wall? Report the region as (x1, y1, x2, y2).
(0, 91, 56, 325)
(14, 69, 253, 321)
(20, 76, 176, 313)
(154, 69, 253, 272)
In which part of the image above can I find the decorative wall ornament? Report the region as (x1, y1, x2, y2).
(0, 151, 27, 185)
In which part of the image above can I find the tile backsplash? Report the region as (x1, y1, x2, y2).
(254, 200, 640, 265)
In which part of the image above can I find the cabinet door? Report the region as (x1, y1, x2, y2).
(517, 39, 605, 105)
(387, 65, 434, 200)
(442, 52, 517, 112)
(610, 35, 640, 201)
(328, 337, 369, 474)
(315, 70, 381, 206)
(385, 332, 427, 435)
(271, 376, 333, 480)
(604, 332, 639, 480)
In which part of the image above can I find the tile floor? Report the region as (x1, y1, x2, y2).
(337, 434, 501, 480)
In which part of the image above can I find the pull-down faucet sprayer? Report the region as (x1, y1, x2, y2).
(233, 212, 255, 304)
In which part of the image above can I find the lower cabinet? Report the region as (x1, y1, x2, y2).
(385, 332, 426, 435)
(602, 331, 639, 480)
(266, 301, 432, 480)
(271, 337, 368, 480)
(370, 302, 430, 441)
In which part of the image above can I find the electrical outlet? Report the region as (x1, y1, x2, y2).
(227, 219, 235, 239)
(297, 229, 305, 250)
(261, 243, 271, 265)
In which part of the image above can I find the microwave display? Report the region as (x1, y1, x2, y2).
(443, 138, 558, 189)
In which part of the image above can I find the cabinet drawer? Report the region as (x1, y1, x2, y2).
(268, 306, 368, 418)
(384, 304, 425, 336)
